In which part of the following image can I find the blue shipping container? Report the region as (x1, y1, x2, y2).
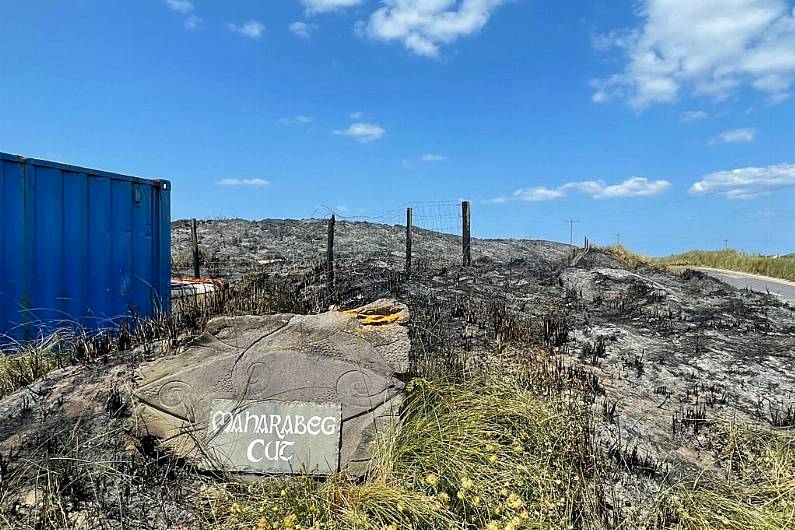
(0, 153, 171, 341)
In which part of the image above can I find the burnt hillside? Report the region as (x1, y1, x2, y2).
(174, 218, 795, 473)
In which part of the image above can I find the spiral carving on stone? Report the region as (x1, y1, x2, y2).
(158, 380, 192, 414)
(245, 362, 269, 391)
(230, 359, 271, 397)
(335, 370, 390, 407)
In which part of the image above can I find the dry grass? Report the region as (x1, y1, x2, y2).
(604, 246, 795, 283)
(0, 328, 119, 399)
(3, 335, 793, 529)
(0, 335, 65, 396)
(200, 379, 795, 530)
(657, 250, 795, 283)
(650, 425, 795, 529)
(0, 289, 227, 401)
(602, 245, 655, 270)
(2, 266, 794, 529)
(201, 373, 606, 530)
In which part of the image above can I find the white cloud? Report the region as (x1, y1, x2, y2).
(591, 90, 609, 104)
(421, 153, 447, 161)
(166, 0, 194, 13)
(508, 177, 671, 202)
(279, 115, 315, 125)
(217, 178, 271, 187)
(303, 0, 364, 14)
(682, 110, 708, 122)
(333, 122, 386, 142)
(229, 20, 266, 39)
(350, 111, 365, 119)
(401, 159, 414, 169)
(513, 186, 568, 202)
(367, 0, 508, 57)
(567, 178, 671, 199)
(709, 128, 758, 145)
(591, 28, 639, 52)
(592, 0, 795, 109)
(690, 163, 795, 199)
(185, 15, 203, 29)
(290, 21, 319, 40)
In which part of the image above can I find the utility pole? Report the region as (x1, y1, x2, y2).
(724, 239, 729, 250)
(566, 219, 579, 247)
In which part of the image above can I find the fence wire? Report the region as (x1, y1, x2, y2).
(171, 201, 468, 283)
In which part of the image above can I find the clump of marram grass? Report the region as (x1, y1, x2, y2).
(603, 245, 795, 285)
(201, 374, 605, 530)
(657, 249, 795, 283)
(0, 327, 124, 399)
(650, 425, 795, 530)
(378, 376, 602, 528)
(601, 245, 655, 270)
(0, 333, 70, 396)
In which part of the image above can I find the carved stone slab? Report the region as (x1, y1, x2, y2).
(132, 299, 410, 476)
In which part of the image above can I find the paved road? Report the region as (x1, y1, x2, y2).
(695, 267, 795, 304)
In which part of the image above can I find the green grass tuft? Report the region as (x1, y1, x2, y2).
(202, 374, 605, 529)
(0, 334, 69, 396)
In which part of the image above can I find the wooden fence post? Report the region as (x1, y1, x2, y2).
(191, 219, 200, 278)
(405, 207, 413, 278)
(462, 201, 471, 267)
(327, 214, 335, 288)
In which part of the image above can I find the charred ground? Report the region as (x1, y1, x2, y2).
(173, 218, 795, 473)
(0, 218, 792, 528)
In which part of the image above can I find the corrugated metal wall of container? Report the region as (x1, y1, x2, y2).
(0, 153, 171, 342)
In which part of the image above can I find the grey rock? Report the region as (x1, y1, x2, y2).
(132, 299, 409, 476)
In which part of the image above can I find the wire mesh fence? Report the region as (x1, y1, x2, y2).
(171, 201, 470, 285)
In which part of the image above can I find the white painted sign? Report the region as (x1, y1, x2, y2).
(206, 399, 342, 474)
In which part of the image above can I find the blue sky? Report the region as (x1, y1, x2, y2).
(1, 0, 794, 256)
